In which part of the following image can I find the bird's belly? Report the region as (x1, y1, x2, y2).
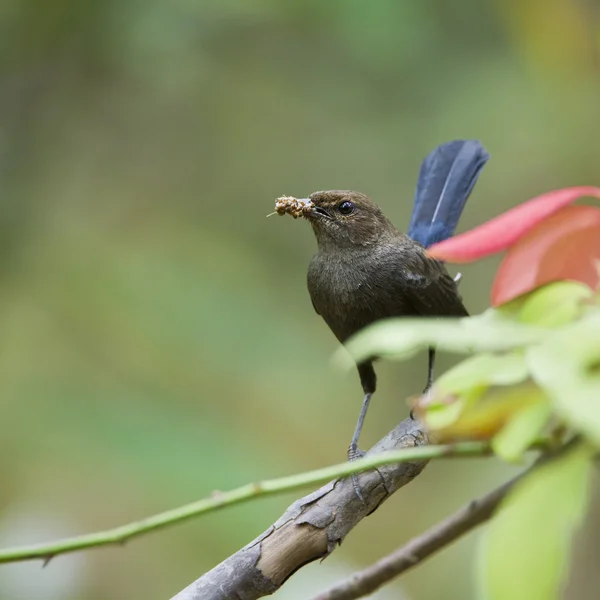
(309, 262, 412, 343)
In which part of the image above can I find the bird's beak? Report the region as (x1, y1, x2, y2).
(296, 198, 316, 220)
(299, 199, 331, 220)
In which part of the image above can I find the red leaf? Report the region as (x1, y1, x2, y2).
(428, 186, 600, 263)
(491, 205, 600, 306)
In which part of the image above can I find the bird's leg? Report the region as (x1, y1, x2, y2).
(412, 272, 459, 416)
(347, 391, 372, 502)
(348, 363, 377, 502)
(423, 347, 436, 394)
(411, 347, 436, 421)
(348, 392, 372, 462)
(413, 273, 459, 416)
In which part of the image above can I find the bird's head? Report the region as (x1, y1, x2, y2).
(300, 190, 396, 250)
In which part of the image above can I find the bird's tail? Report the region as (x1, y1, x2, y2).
(408, 140, 489, 248)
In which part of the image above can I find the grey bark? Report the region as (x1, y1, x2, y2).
(171, 417, 429, 600)
(311, 473, 520, 600)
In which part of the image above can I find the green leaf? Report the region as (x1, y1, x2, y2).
(423, 383, 545, 442)
(337, 310, 547, 368)
(527, 314, 600, 445)
(437, 352, 529, 392)
(419, 353, 531, 436)
(424, 397, 469, 432)
(480, 446, 591, 600)
(515, 281, 594, 327)
(491, 398, 551, 463)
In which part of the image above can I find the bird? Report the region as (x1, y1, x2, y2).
(282, 140, 489, 497)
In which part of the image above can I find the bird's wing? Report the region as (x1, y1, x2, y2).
(400, 250, 469, 317)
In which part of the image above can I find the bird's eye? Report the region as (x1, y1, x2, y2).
(337, 200, 355, 215)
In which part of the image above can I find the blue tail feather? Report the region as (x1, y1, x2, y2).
(408, 140, 489, 248)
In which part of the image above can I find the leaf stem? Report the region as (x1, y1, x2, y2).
(0, 441, 490, 564)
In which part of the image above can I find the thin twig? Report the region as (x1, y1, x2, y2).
(0, 440, 489, 565)
(311, 473, 520, 600)
(312, 438, 577, 600)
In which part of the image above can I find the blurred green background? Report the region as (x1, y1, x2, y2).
(0, 1, 599, 599)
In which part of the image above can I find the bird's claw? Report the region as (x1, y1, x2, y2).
(347, 444, 366, 462)
(348, 444, 367, 503)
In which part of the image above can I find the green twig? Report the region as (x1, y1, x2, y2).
(0, 441, 490, 565)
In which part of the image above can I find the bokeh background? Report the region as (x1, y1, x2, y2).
(1, 1, 599, 599)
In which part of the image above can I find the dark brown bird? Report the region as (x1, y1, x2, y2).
(284, 140, 489, 498)
(305, 190, 467, 451)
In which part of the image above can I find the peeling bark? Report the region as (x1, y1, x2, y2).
(171, 418, 429, 600)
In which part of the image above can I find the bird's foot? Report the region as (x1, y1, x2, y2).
(348, 443, 367, 502)
(347, 443, 366, 462)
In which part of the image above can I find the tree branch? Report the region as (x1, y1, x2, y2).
(311, 471, 522, 600)
(310, 436, 577, 600)
(172, 418, 458, 600)
(0, 426, 489, 566)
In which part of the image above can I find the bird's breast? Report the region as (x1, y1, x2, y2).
(307, 249, 412, 342)
(308, 253, 370, 304)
